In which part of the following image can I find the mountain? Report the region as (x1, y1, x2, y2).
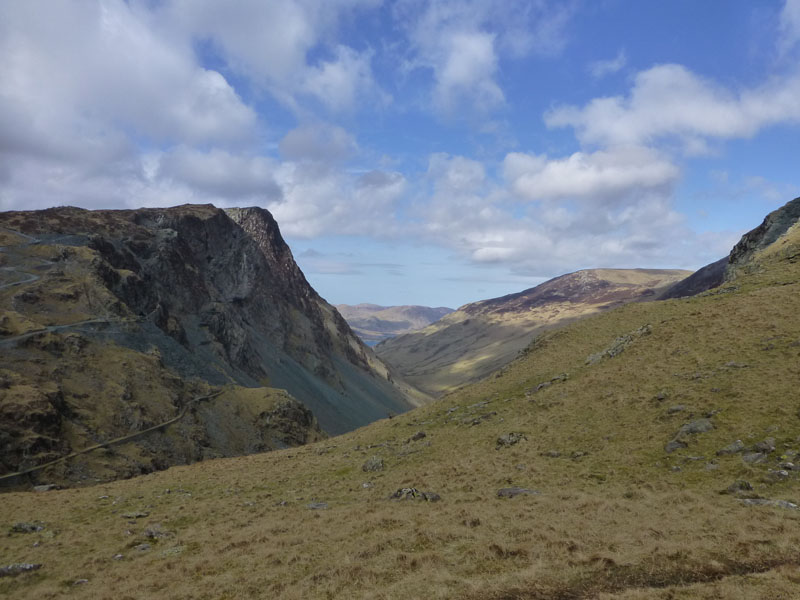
(0, 204, 422, 486)
(335, 303, 454, 345)
(4, 198, 800, 599)
(376, 268, 690, 396)
(660, 196, 800, 299)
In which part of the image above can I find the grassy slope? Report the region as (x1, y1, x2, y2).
(2, 232, 800, 598)
(377, 269, 690, 397)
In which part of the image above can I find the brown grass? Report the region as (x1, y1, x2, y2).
(2, 227, 800, 599)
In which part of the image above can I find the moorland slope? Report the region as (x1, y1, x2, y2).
(3, 198, 800, 599)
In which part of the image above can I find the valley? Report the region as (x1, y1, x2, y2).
(1, 198, 800, 599)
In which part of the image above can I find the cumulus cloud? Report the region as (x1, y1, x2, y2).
(394, 0, 572, 115)
(546, 63, 800, 149)
(503, 146, 679, 202)
(164, 0, 383, 112)
(268, 164, 406, 238)
(588, 49, 627, 79)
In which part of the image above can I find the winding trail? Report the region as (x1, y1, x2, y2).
(0, 390, 224, 483)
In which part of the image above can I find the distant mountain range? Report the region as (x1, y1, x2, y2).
(376, 268, 691, 397)
(335, 303, 454, 345)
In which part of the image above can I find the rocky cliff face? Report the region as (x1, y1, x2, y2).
(376, 269, 690, 397)
(660, 197, 800, 299)
(0, 204, 417, 487)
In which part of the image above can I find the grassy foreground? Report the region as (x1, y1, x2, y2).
(3, 228, 800, 598)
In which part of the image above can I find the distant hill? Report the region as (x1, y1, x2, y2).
(376, 268, 690, 396)
(336, 303, 454, 345)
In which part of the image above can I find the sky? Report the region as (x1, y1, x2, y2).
(1, 1, 799, 309)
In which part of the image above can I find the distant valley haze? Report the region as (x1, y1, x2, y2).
(2, 2, 800, 309)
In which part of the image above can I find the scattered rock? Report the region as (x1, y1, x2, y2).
(496, 432, 527, 449)
(722, 480, 754, 496)
(739, 498, 798, 510)
(134, 543, 151, 552)
(705, 463, 719, 471)
(570, 451, 588, 460)
(717, 440, 745, 455)
(73, 579, 89, 585)
(753, 437, 776, 453)
(32, 484, 57, 492)
(361, 482, 374, 489)
(389, 488, 441, 502)
(362, 456, 384, 472)
(497, 487, 540, 498)
(667, 405, 686, 414)
(742, 452, 768, 464)
(0, 563, 42, 577)
(144, 524, 172, 540)
(779, 462, 798, 470)
(160, 545, 186, 557)
(654, 390, 668, 402)
(676, 418, 714, 438)
(725, 361, 748, 369)
(409, 431, 426, 442)
(121, 511, 149, 519)
(465, 412, 496, 426)
(307, 502, 328, 510)
(586, 325, 651, 365)
(113, 554, 124, 561)
(10, 522, 44, 534)
(542, 450, 561, 458)
(671, 466, 682, 472)
(665, 439, 687, 453)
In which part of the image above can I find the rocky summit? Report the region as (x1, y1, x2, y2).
(0, 204, 421, 486)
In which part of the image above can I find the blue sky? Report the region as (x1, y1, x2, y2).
(1, 1, 799, 308)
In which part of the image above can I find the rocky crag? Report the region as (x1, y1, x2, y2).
(376, 268, 690, 396)
(661, 196, 800, 299)
(0, 204, 420, 486)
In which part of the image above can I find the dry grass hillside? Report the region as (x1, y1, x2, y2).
(2, 221, 800, 598)
(376, 268, 690, 397)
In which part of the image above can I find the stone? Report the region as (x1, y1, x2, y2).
(667, 405, 686, 414)
(361, 482, 374, 489)
(496, 432, 527, 449)
(73, 579, 89, 585)
(496, 487, 540, 498)
(542, 450, 561, 458)
(33, 484, 57, 492)
(705, 463, 720, 471)
(389, 487, 441, 502)
(739, 498, 798, 510)
(665, 439, 687, 453)
(779, 462, 797, 470)
(307, 502, 328, 510)
(742, 452, 768, 464)
(723, 480, 753, 495)
(362, 456, 384, 472)
(121, 511, 149, 519)
(144, 524, 172, 539)
(0, 563, 42, 577)
(753, 437, 776, 453)
(676, 418, 714, 438)
(409, 431, 426, 442)
(134, 543, 151, 552)
(717, 440, 745, 455)
(10, 522, 44, 534)
(113, 554, 124, 561)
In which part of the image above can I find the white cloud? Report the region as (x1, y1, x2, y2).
(268, 164, 406, 238)
(164, 0, 383, 112)
(546, 63, 800, 150)
(588, 49, 627, 79)
(503, 146, 679, 202)
(279, 124, 358, 163)
(779, 0, 800, 54)
(394, 0, 572, 115)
